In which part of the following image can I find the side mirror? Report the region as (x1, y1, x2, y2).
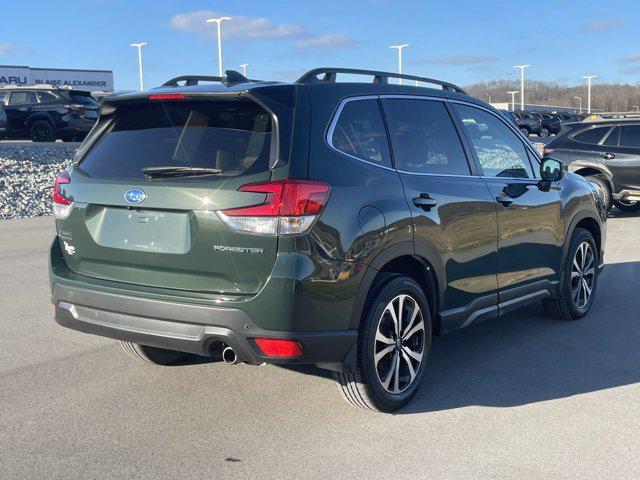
(540, 158, 565, 182)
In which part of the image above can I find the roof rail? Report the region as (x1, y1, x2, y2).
(162, 71, 260, 88)
(295, 67, 467, 94)
(162, 75, 223, 87)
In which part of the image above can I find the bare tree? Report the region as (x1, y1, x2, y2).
(465, 79, 640, 112)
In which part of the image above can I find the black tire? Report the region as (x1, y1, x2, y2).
(585, 175, 612, 212)
(539, 128, 550, 137)
(542, 228, 599, 320)
(519, 127, 530, 136)
(613, 199, 640, 213)
(119, 341, 190, 365)
(29, 120, 55, 142)
(333, 275, 432, 412)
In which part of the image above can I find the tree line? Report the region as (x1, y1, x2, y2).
(465, 79, 640, 112)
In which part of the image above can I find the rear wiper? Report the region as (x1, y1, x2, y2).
(142, 166, 223, 178)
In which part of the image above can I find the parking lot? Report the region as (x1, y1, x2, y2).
(1, 213, 639, 479)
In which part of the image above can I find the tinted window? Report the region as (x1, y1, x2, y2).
(0, 92, 8, 104)
(573, 127, 610, 145)
(8, 91, 36, 105)
(331, 99, 391, 167)
(68, 92, 99, 107)
(454, 104, 533, 179)
(603, 127, 619, 147)
(383, 99, 469, 175)
(37, 91, 58, 103)
(619, 125, 640, 148)
(79, 100, 272, 180)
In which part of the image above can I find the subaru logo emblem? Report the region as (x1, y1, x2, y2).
(124, 188, 146, 204)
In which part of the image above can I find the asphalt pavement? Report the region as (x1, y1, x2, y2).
(1, 214, 640, 479)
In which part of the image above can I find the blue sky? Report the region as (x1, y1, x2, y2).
(1, 0, 640, 93)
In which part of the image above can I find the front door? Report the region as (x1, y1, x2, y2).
(451, 102, 564, 308)
(5, 91, 37, 136)
(381, 97, 499, 332)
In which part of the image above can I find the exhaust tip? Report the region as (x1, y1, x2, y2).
(222, 346, 239, 365)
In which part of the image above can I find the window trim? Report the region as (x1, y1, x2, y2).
(325, 95, 396, 172)
(570, 125, 614, 146)
(448, 99, 540, 180)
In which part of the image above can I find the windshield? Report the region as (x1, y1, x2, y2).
(78, 99, 273, 180)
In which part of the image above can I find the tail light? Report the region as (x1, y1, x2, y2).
(217, 179, 330, 236)
(52, 171, 74, 219)
(254, 338, 303, 358)
(543, 147, 555, 157)
(63, 104, 85, 112)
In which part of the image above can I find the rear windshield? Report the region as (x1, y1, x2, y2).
(68, 92, 99, 107)
(78, 99, 272, 179)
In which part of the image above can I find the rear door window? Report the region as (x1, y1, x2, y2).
(619, 125, 640, 148)
(603, 127, 620, 147)
(383, 98, 470, 175)
(37, 91, 59, 103)
(330, 98, 391, 167)
(8, 91, 36, 105)
(79, 99, 273, 179)
(573, 127, 610, 145)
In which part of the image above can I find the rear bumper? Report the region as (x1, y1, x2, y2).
(52, 283, 357, 366)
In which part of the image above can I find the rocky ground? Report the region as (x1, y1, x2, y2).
(0, 142, 78, 220)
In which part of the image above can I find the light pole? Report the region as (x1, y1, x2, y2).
(239, 64, 249, 77)
(513, 65, 531, 110)
(582, 75, 597, 114)
(573, 96, 582, 113)
(508, 90, 519, 111)
(206, 16, 231, 77)
(129, 42, 147, 91)
(390, 44, 409, 84)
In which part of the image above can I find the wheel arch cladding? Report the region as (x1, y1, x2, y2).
(560, 212, 602, 286)
(351, 250, 442, 335)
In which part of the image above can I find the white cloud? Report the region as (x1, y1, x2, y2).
(295, 33, 358, 50)
(583, 19, 622, 33)
(0, 43, 14, 54)
(169, 11, 304, 40)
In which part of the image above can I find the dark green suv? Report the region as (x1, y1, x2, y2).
(50, 68, 606, 412)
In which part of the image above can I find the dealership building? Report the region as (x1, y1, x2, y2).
(0, 65, 114, 92)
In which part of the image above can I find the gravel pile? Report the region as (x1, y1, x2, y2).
(0, 143, 78, 220)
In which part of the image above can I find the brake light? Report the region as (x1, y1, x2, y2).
(52, 171, 74, 219)
(148, 93, 187, 101)
(543, 147, 555, 156)
(218, 179, 330, 235)
(254, 338, 303, 358)
(63, 104, 84, 111)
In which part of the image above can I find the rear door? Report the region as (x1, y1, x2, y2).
(5, 91, 36, 134)
(56, 96, 282, 294)
(594, 124, 640, 193)
(451, 102, 564, 304)
(569, 125, 612, 165)
(381, 96, 499, 331)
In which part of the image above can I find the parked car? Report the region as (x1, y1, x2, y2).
(544, 114, 640, 212)
(0, 84, 99, 142)
(511, 111, 542, 136)
(535, 113, 562, 137)
(50, 68, 606, 412)
(0, 103, 6, 139)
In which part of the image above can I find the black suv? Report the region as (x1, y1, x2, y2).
(50, 68, 606, 412)
(0, 85, 99, 142)
(544, 114, 640, 212)
(535, 113, 562, 137)
(510, 111, 542, 136)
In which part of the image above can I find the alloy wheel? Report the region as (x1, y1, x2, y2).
(571, 241, 595, 310)
(374, 294, 425, 394)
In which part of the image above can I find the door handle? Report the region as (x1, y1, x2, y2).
(495, 195, 514, 207)
(413, 195, 437, 211)
(601, 152, 615, 160)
